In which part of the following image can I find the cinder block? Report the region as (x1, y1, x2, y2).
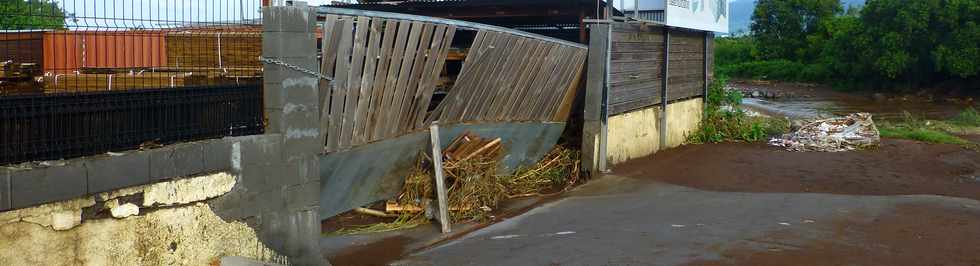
(265, 108, 285, 134)
(297, 156, 320, 183)
(257, 188, 286, 213)
(263, 32, 317, 58)
(172, 143, 205, 178)
(281, 75, 320, 107)
(269, 163, 305, 189)
(148, 147, 176, 181)
(0, 169, 10, 211)
(203, 139, 234, 173)
(285, 183, 319, 212)
(87, 152, 150, 193)
(240, 163, 269, 192)
(283, 135, 321, 162)
(208, 188, 244, 221)
(240, 135, 283, 166)
(11, 163, 87, 209)
(263, 78, 284, 110)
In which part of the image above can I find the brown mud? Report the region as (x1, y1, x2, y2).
(687, 202, 980, 266)
(614, 139, 980, 201)
(731, 80, 978, 120)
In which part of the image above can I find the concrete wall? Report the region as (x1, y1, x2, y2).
(606, 98, 703, 165)
(0, 5, 326, 266)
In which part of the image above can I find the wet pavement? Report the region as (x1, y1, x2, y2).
(395, 176, 980, 266)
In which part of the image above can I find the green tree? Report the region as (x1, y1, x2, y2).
(0, 0, 66, 30)
(750, 0, 842, 61)
(859, 0, 980, 83)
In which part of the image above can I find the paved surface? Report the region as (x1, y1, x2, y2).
(394, 175, 980, 266)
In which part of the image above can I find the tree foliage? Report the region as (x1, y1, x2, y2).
(0, 0, 66, 30)
(724, 0, 980, 90)
(750, 0, 842, 60)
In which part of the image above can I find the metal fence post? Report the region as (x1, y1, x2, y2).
(661, 28, 670, 150)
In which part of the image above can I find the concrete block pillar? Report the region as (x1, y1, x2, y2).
(254, 3, 326, 266)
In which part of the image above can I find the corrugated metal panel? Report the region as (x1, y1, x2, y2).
(0, 31, 44, 64)
(41, 31, 167, 73)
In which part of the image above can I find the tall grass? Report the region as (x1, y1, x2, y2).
(688, 75, 790, 144)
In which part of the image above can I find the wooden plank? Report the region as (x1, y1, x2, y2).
(507, 42, 557, 120)
(544, 49, 588, 120)
(366, 19, 401, 142)
(325, 17, 355, 152)
(441, 31, 495, 123)
(407, 25, 446, 128)
(611, 42, 663, 53)
(319, 15, 340, 122)
(497, 40, 548, 121)
(552, 49, 588, 121)
(398, 24, 436, 132)
(515, 42, 563, 121)
(435, 31, 487, 123)
(462, 34, 513, 121)
(531, 46, 577, 120)
(352, 18, 383, 145)
(611, 51, 663, 62)
(385, 21, 425, 138)
(373, 20, 411, 140)
(611, 31, 664, 43)
(490, 39, 539, 121)
(476, 37, 526, 121)
(339, 16, 371, 149)
(413, 25, 456, 129)
(611, 70, 664, 84)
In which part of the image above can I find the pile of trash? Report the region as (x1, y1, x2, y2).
(769, 113, 880, 152)
(333, 132, 580, 234)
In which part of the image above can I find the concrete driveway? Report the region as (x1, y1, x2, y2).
(394, 175, 980, 266)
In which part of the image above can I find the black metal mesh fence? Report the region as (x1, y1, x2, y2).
(0, 0, 265, 165)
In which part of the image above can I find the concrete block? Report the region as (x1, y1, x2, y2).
(285, 183, 319, 212)
(262, 32, 317, 58)
(208, 189, 244, 221)
(148, 147, 177, 181)
(240, 135, 283, 166)
(281, 75, 319, 107)
(240, 163, 269, 192)
(266, 163, 303, 189)
(266, 108, 285, 134)
(297, 156, 319, 183)
(203, 139, 233, 173)
(87, 152, 150, 194)
(283, 136, 321, 162)
(262, 8, 282, 32)
(280, 8, 315, 33)
(257, 188, 286, 214)
(11, 163, 87, 209)
(172, 143, 206, 178)
(263, 78, 284, 110)
(0, 169, 9, 211)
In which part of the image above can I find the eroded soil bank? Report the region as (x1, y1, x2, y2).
(614, 139, 980, 201)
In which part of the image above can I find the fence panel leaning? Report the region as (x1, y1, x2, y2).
(318, 8, 589, 153)
(0, 0, 265, 165)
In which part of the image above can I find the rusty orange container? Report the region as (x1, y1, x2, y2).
(41, 30, 168, 73)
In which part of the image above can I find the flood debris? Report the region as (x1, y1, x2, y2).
(331, 132, 580, 235)
(769, 113, 880, 152)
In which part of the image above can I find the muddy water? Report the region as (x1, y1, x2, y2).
(731, 81, 978, 120)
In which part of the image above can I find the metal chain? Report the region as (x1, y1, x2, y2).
(258, 56, 334, 81)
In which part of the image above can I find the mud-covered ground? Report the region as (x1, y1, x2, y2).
(614, 139, 980, 201)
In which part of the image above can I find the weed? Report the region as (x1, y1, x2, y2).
(951, 107, 980, 127)
(689, 74, 790, 144)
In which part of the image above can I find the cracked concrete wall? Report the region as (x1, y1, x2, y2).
(0, 172, 286, 266)
(607, 98, 704, 165)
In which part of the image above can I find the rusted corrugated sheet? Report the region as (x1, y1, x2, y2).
(0, 31, 44, 65)
(41, 31, 168, 73)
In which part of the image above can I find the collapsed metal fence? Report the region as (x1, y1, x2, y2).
(0, 0, 264, 165)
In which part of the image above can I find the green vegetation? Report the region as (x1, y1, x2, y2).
(951, 107, 980, 127)
(878, 111, 979, 148)
(0, 0, 66, 30)
(688, 74, 790, 144)
(717, 0, 980, 90)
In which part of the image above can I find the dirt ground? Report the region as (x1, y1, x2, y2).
(614, 139, 980, 201)
(687, 202, 980, 266)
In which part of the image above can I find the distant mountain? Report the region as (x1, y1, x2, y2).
(728, 0, 865, 35)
